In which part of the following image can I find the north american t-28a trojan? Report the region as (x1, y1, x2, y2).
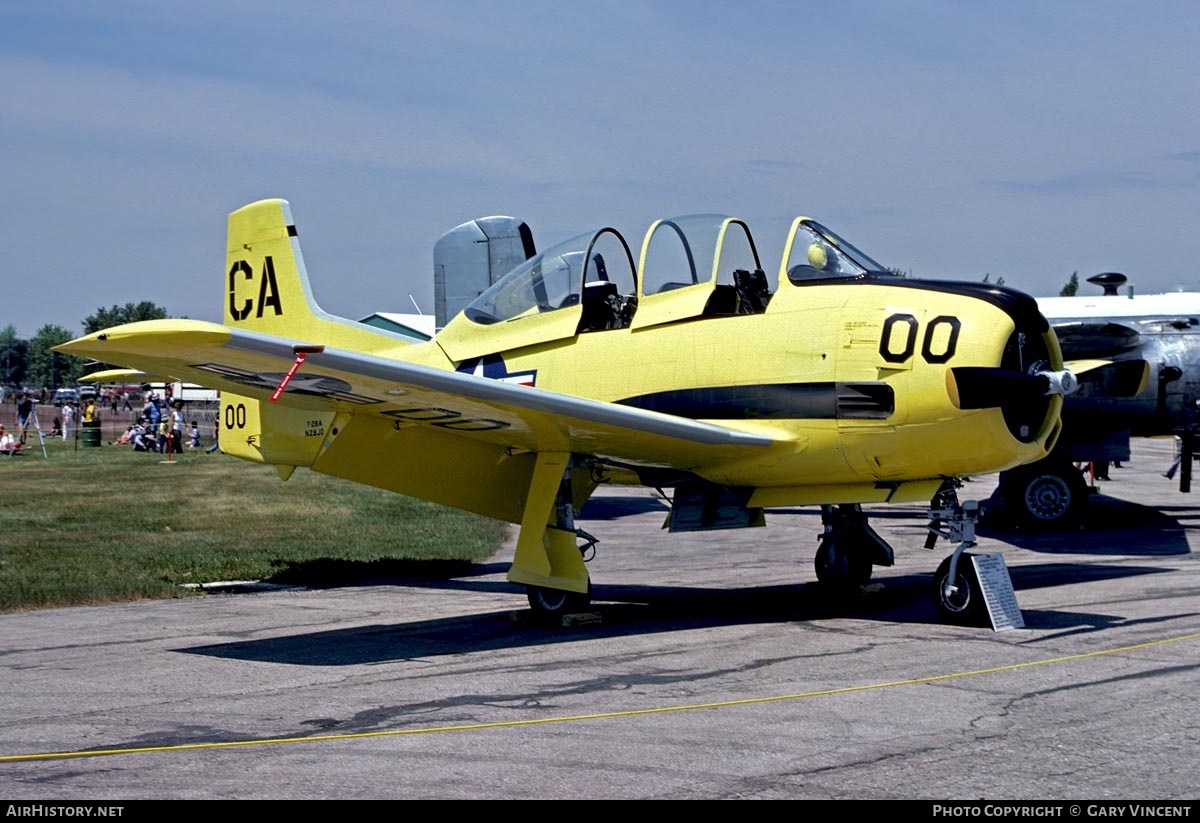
(58, 199, 1080, 624)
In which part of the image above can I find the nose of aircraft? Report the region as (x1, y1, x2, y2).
(940, 283, 1071, 445)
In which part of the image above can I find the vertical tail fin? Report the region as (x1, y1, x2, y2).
(224, 198, 408, 352)
(225, 199, 329, 339)
(218, 199, 393, 469)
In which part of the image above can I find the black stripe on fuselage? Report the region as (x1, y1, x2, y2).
(617, 382, 894, 420)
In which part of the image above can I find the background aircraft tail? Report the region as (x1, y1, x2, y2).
(433, 216, 535, 328)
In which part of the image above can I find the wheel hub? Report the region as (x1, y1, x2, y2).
(1024, 475, 1071, 521)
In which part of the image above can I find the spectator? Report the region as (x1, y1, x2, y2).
(62, 402, 75, 440)
(141, 394, 157, 424)
(15, 392, 33, 445)
(169, 401, 185, 454)
(188, 421, 201, 449)
(0, 424, 18, 453)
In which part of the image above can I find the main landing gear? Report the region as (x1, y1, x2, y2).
(508, 453, 599, 624)
(812, 486, 991, 626)
(525, 530, 597, 623)
(992, 458, 1088, 532)
(813, 504, 894, 589)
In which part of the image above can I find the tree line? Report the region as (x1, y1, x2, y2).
(1, 302, 169, 391)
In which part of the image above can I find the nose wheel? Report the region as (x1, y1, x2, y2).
(933, 552, 986, 625)
(927, 492, 990, 626)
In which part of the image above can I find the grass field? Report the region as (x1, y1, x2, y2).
(0, 430, 510, 612)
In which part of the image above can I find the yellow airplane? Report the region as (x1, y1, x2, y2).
(57, 199, 1078, 624)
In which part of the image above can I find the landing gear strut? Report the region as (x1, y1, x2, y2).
(509, 454, 596, 624)
(813, 504, 893, 589)
(927, 487, 988, 626)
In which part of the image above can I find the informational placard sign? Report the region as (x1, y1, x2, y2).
(972, 553, 1024, 631)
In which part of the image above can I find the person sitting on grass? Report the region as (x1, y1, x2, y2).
(0, 425, 21, 454)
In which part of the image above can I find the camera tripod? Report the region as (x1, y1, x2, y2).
(18, 405, 49, 459)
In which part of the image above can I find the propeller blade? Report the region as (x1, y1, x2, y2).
(947, 367, 1051, 410)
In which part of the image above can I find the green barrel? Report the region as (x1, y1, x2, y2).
(81, 422, 102, 448)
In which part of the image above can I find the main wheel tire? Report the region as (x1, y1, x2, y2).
(933, 553, 988, 626)
(1005, 463, 1087, 531)
(526, 585, 590, 623)
(814, 536, 873, 589)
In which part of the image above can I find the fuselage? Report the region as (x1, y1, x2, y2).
(411, 273, 1063, 499)
(54, 200, 1069, 524)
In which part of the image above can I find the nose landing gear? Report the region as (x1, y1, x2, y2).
(927, 488, 988, 626)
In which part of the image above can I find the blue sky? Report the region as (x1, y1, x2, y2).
(2, 1, 1199, 339)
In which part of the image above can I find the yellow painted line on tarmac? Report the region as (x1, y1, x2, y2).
(3, 630, 1197, 764)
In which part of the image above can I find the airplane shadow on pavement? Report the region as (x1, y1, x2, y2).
(183, 487, 1192, 667)
(181, 559, 1177, 667)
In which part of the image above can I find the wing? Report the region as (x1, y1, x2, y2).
(56, 319, 774, 469)
(77, 368, 153, 383)
(1051, 320, 1141, 359)
(1065, 358, 1150, 398)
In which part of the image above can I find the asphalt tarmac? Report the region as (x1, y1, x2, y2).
(1, 438, 1197, 800)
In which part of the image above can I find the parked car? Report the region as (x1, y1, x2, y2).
(53, 388, 79, 406)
